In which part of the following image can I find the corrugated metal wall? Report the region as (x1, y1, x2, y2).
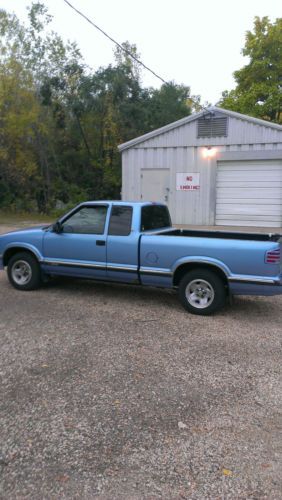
(121, 115, 282, 225)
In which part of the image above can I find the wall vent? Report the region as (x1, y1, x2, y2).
(197, 116, 228, 138)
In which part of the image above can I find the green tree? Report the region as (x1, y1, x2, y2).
(219, 17, 282, 123)
(145, 82, 192, 130)
(0, 58, 44, 210)
(0, 3, 200, 212)
(0, 3, 86, 210)
(0, 3, 81, 81)
(114, 41, 141, 83)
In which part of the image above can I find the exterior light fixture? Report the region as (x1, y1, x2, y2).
(203, 146, 216, 159)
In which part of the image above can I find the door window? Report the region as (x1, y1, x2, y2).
(62, 206, 108, 234)
(108, 206, 132, 236)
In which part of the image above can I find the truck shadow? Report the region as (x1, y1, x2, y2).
(45, 276, 178, 304)
(226, 294, 281, 320)
(43, 277, 281, 319)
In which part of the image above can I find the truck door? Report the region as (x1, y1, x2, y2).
(106, 205, 139, 283)
(42, 205, 108, 279)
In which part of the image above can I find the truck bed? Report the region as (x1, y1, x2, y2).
(158, 229, 281, 242)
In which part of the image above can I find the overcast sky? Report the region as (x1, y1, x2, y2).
(2, 0, 281, 104)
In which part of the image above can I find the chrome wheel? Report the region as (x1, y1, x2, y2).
(11, 260, 32, 286)
(185, 279, 215, 309)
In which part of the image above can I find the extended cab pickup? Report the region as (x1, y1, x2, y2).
(0, 201, 281, 315)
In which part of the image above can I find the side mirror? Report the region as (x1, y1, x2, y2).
(52, 221, 63, 233)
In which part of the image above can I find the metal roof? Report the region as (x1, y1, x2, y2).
(118, 106, 282, 152)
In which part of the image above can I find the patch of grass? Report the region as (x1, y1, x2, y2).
(0, 211, 53, 224)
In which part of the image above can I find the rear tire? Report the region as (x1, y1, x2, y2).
(7, 252, 42, 291)
(178, 269, 226, 315)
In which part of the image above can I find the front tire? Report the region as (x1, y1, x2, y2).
(7, 252, 42, 291)
(179, 269, 226, 315)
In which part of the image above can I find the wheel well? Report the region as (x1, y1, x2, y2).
(3, 248, 38, 267)
(173, 263, 229, 288)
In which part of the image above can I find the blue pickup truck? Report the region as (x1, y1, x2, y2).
(0, 201, 281, 315)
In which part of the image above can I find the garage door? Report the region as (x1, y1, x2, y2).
(216, 160, 282, 227)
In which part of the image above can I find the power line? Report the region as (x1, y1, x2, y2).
(62, 0, 210, 113)
(62, 0, 167, 84)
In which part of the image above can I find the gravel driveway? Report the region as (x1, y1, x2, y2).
(0, 223, 281, 499)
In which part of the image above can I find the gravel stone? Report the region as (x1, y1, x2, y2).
(0, 222, 281, 499)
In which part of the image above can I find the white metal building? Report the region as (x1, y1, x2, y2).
(118, 107, 282, 228)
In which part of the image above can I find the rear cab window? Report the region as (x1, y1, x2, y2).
(141, 205, 171, 231)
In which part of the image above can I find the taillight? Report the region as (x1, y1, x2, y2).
(265, 248, 280, 264)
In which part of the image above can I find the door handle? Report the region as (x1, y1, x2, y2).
(96, 240, 106, 246)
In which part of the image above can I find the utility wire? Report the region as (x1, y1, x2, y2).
(63, 0, 167, 84)
(62, 0, 210, 113)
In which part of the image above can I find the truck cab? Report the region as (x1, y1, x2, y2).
(42, 201, 172, 284)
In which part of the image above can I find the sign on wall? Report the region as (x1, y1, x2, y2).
(176, 173, 200, 191)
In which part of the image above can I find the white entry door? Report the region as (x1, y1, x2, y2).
(141, 169, 170, 205)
